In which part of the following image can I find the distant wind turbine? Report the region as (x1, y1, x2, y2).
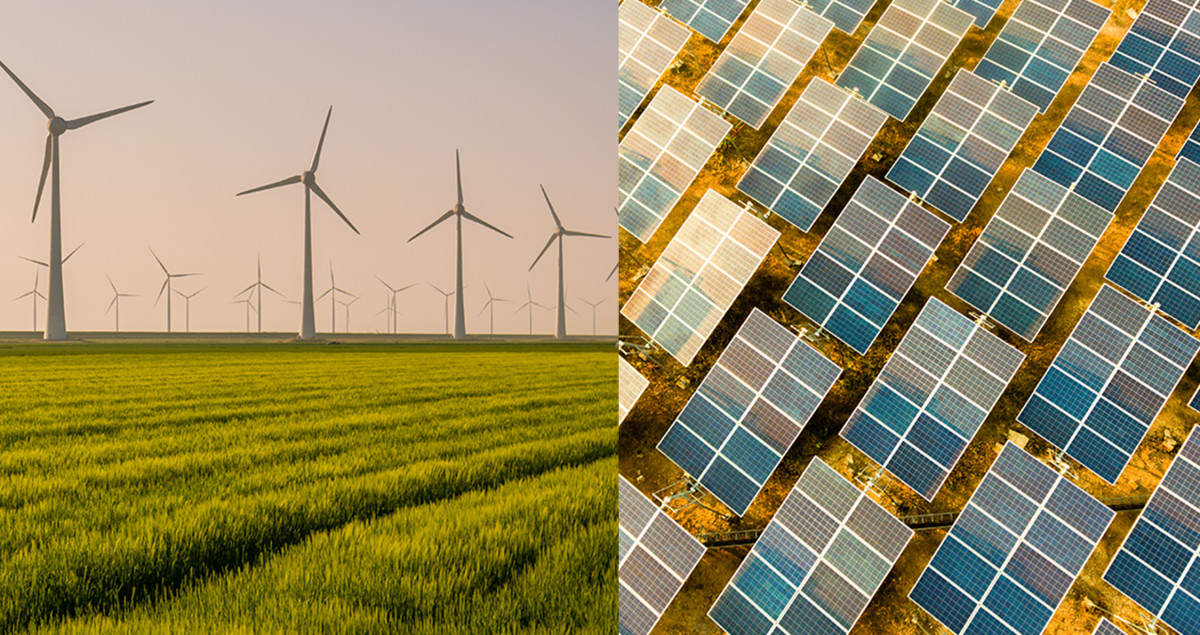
(530, 186, 609, 340)
(236, 107, 359, 340)
(478, 281, 512, 336)
(316, 264, 351, 334)
(377, 277, 416, 335)
(232, 296, 257, 333)
(581, 297, 607, 336)
(234, 254, 283, 334)
(174, 287, 205, 334)
(13, 270, 46, 332)
(151, 249, 201, 334)
(429, 283, 456, 336)
(105, 274, 137, 333)
(514, 284, 551, 336)
(338, 294, 360, 333)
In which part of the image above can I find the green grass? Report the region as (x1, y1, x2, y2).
(0, 342, 615, 632)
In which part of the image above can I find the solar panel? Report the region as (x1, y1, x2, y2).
(835, 0, 975, 121)
(737, 78, 888, 232)
(1109, 0, 1200, 100)
(1192, 385, 1200, 413)
(619, 0, 692, 131)
(708, 457, 913, 635)
(1017, 284, 1200, 484)
(622, 190, 780, 365)
(1094, 619, 1126, 635)
(657, 308, 842, 515)
(974, 0, 1111, 112)
(945, 167, 1113, 341)
(841, 297, 1026, 500)
(619, 475, 707, 635)
(782, 176, 951, 354)
(805, 0, 878, 34)
(1031, 62, 1186, 213)
(910, 442, 1116, 635)
(1104, 426, 1200, 635)
(887, 69, 1039, 222)
(659, 0, 752, 43)
(1181, 119, 1200, 166)
(695, 0, 834, 129)
(1106, 158, 1200, 330)
(620, 356, 651, 424)
(619, 86, 733, 243)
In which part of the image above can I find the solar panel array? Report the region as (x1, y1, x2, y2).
(835, 0, 975, 121)
(620, 356, 651, 424)
(619, 85, 733, 243)
(887, 69, 1039, 223)
(657, 308, 842, 515)
(1094, 619, 1126, 635)
(946, 168, 1113, 341)
(622, 190, 780, 365)
(1106, 158, 1200, 329)
(1182, 120, 1200, 164)
(1109, 0, 1200, 99)
(1104, 426, 1200, 635)
(805, 0, 878, 34)
(737, 78, 888, 232)
(619, 0, 692, 131)
(709, 457, 913, 635)
(695, 0, 834, 129)
(974, 0, 1111, 113)
(783, 176, 951, 354)
(1017, 284, 1200, 484)
(659, 0, 751, 43)
(841, 297, 1025, 500)
(910, 442, 1116, 635)
(619, 475, 707, 635)
(1031, 62, 1186, 213)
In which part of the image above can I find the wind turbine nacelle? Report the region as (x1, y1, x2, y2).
(48, 117, 68, 135)
(301, 171, 315, 185)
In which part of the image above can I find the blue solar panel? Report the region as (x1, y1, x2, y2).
(657, 308, 842, 515)
(1104, 427, 1200, 635)
(619, 1, 692, 131)
(911, 442, 1115, 635)
(1106, 158, 1200, 329)
(841, 297, 1025, 500)
(709, 457, 913, 635)
(1192, 385, 1200, 413)
(887, 69, 1039, 222)
(1181, 119, 1200, 165)
(738, 78, 888, 232)
(783, 176, 951, 354)
(974, 0, 1111, 112)
(1031, 62, 1186, 213)
(1109, 0, 1200, 100)
(804, 0, 878, 34)
(659, 0, 752, 42)
(1017, 284, 1200, 484)
(835, 0, 975, 120)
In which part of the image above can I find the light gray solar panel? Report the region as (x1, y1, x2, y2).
(1018, 284, 1200, 484)
(738, 78, 888, 232)
(841, 297, 1025, 500)
(782, 176, 951, 354)
(709, 457, 913, 635)
(835, 0, 975, 120)
(620, 475, 707, 635)
(619, 85, 733, 243)
(622, 189, 780, 365)
(1094, 619, 1127, 635)
(1110, 0, 1200, 100)
(804, 0, 879, 34)
(620, 356, 651, 424)
(911, 442, 1116, 635)
(659, 0, 752, 42)
(695, 0, 834, 129)
(619, 0, 692, 131)
(946, 168, 1113, 341)
(887, 69, 1039, 222)
(657, 308, 842, 515)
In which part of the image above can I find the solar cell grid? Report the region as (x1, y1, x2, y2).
(887, 69, 1040, 222)
(658, 0, 752, 43)
(620, 356, 651, 424)
(1109, 0, 1200, 100)
(1182, 120, 1200, 164)
(804, 0, 879, 34)
(1094, 618, 1126, 635)
(619, 0, 692, 131)
(657, 308, 842, 515)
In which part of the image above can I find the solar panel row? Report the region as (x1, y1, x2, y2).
(620, 356, 651, 424)
(1109, 0, 1200, 100)
(1182, 120, 1200, 164)
(619, 0, 692, 131)
(659, 0, 752, 43)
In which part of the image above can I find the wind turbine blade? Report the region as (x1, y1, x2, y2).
(63, 242, 85, 264)
(13, 291, 35, 301)
(607, 262, 618, 282)
(540, 185, 563, 230)
(375, 275, 396, 293)
(31, 134, 51, 222)
(408, 210, 455, 242)
(34, 291, 46, 300)
(397, 283, 417, 292)
(461, 210, 513, 239)
(66, 100, 154, 130)
(0, 59, 54, 118)
(310, 181, 359, 235)
(106, 273, 117, 294)
(19, 255, 48, 267)
(484, 280, 493, 299)
(563, 230, 610, 239)
(478, 302, 491, 317)
(149, 248, 168, 274)
(261, 283, 284, 297)
(236, 174, 302, 197)
(515, 302, 530, 313)
(311, 106, 332, 172)
(155, 279, 169, 306)
(529, 234, 556, 271)
(174, 273, 202, 278)
(236, 283, 256, 297)
(428, 282, 447, 295)
(317, 288, 332, 301)
(456, 149, 463, 205)
(106, 297, 117, 314)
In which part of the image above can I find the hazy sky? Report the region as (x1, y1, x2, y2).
(0, 1, 615, 335)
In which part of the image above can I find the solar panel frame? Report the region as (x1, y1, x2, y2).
(656, 308, 843, 515)
(619, 0, 693, 131)
(887, 69, 1040, 222)
(1109, 0, 1200, 100)
(1182, 119, 1200, 165)
(620, 356, 651, 424)
(658, 0, 752, 43)
(622, 189, 780, 366)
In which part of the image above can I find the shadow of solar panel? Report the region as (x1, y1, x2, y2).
(619, 476, 707, 635)
(946, 168, 1113, 341)
(841, 297, 1025, 500)
(737, 78, 887, 232)
(709, 457, 913, 635)
(619, 0, 692, 131)
(619, 86, 732, 242)
(1109, 0, 1200, 100)
(783, 176, 950, 354)
(911, 442, 1115, 635)
(659, 0, 752, 42)
(974, 0, 1111, 112)
(696, 0, 834, 129)
(1182, 120, 1200, 165)
(1031, 62, 1186, 213)
(620, 356, 651, 424)
(1016, 284, 1200, 484)
(1104, 427, 1200, 635)
(835, 0, 974, 120)
(805, 0, 879, 33)
(657, 308, 841, 515)
(887, 69, 1038, 222)
(1106, 158, 1200, 329)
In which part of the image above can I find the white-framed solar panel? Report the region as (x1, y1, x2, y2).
(1094, 618, 1127, 635)
(1109, 0, 1200, 100)
(619, 0, 692, 131)
(659, 0, 752, 43)
(805, 0, 879, 34)
(620, 356, 651, 424)
(1182, 119, 1200, 164)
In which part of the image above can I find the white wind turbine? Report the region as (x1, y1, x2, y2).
(429, 283, 456, 336)
(514, 284, 551, 336)
(316, 264, 351, 334)
(377, 277, 416, 335)
(232, 296, 256, 333)
(581, 297, 607, 336)
(234, 254, 284, 334)
(13, 270, 46, 332)
(105, 274, 137, 333)
(174, 287, 205, 334)
(151, 249, 201, 334)
(338, 294, 360, 333)
(530, 186, 609, 340)
(478, 281, 512, 336)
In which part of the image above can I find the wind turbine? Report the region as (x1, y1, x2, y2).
(377, 277, 416, 335)
(581, 297, 607, 336)
(19, 241, 85, 270)
(174, 287, 205, 334)
(13, 271, 46, 332)
(530, 186, 609, 340)
(316, 264, 351, 334)
(514, 284, 550, 336)
(339, 294, 360, 333)
(236, 107, 359, 340)
(105, 274, 137, 333)
(151, 249, 201, 333)
(408, 151, 512, 339)
(232, 296, 257, 333)
(478, 281, 512, 336)
(234, 254, 283, 334)
(429, 283, 456, 336)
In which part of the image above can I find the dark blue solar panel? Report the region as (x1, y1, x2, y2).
(659, 0, 752, 42)
(1182, 120, 1200, 164)
(1109, 0, 1200, 99)
(1192, 385, 1200, 413)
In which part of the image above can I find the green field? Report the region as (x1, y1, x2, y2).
(0, 341, 616, 633)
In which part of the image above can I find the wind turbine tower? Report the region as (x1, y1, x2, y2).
(581, 297, 606, 336)
(316, 264, 350, 334)
(478, 281, 511, 336)
(429, 283, 456, 336)
(174, 288, 205, 333)
(530, 186, 609, 340)
(377, 277, 416, 335)
(105, 274, 137, 333)
(235, 254, 283, 334)
(514, 284, 550, 336)
(13, 271, 46, 332)
(151, 249, 201, 334)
